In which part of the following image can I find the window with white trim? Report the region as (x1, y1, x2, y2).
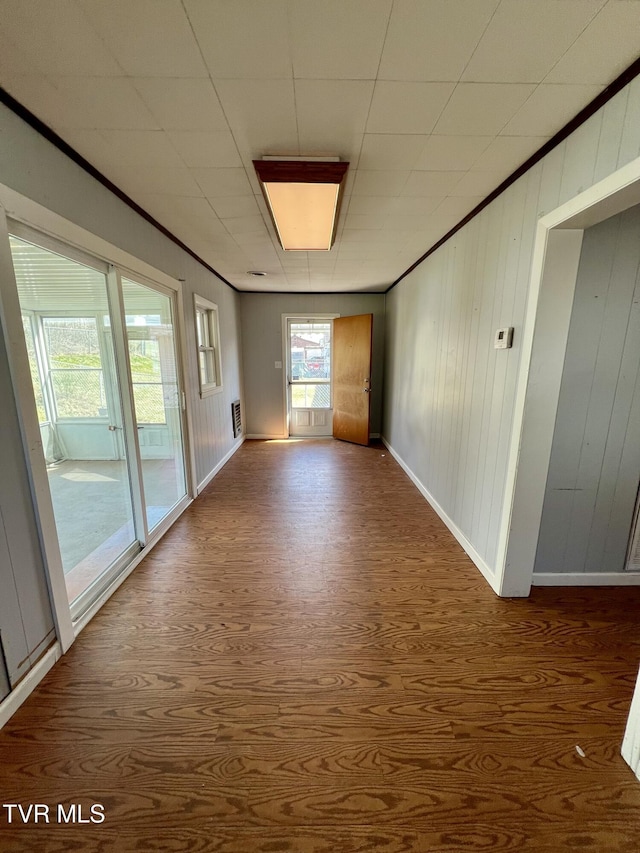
(195, 295, 222, 396)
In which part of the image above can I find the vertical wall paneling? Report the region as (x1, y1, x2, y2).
(384, 76, 640, 590)
(535, 206, 640, 575)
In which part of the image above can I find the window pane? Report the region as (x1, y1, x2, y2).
(43, 317, 107, 418)
(290, 322, 331, 379)
(50, 368, 106, 418)
(291, 383, 330, 408)
(122, 277, 187, 532)
(199, 348, 216, 386)
(21, 315, 47, 423)
(128, 332, 166, 424)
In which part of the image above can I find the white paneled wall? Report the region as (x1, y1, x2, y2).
(383, 77, 640, 581)
(535, 206, 640, 576)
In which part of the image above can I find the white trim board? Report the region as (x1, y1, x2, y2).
(0, 643, 61, 729)
(382, 437, 497, 593)
(533, 573, 640, 586)
(245, 434, 287, 440)
(622, 667, 640, 782)
(197, 436, 245, 494)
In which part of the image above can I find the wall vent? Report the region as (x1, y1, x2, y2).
(231, 400, 242, 438)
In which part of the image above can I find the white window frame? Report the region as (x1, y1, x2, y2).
(194, 294, 222, 397)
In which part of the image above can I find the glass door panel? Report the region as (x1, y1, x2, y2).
(287, 319, 333, 436)
(121, 277, 187, 532)
(9, 235, 139, 608)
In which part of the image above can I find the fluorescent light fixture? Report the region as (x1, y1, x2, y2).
(253, 159, 349, 251)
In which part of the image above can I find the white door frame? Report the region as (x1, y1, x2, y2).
(0, 183, 197, 650)
(495, 155, 640, 597)
(281, 313, 338, 438)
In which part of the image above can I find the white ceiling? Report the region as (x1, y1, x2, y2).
(0, 0, 639, 293)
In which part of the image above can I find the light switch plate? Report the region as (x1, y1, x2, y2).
(275, 361, 282, 369)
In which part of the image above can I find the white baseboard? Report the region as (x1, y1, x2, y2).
(369, 433, 381, 439)
(533, 572, 640, 586)
(0, 643, 61, 729)
(197, 436, 245, 494)
(245, 434, 287, 440)
(381, 437, 498, 594)
(622, 667, 640, 782)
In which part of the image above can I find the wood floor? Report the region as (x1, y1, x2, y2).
(1, 439, 640, 851)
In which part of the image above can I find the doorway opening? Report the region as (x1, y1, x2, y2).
(495, 156, 640, 597)
(285, 317, 335, 437)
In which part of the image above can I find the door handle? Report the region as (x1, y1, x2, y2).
(108, 425, 123, 431)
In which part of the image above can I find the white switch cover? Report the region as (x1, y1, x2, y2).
(275, 361, 282, 369)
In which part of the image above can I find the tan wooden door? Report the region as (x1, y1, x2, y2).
(332, 313, 373, 446)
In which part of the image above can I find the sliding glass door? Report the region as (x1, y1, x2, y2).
(8, 229, 189, 618)
(121, 276, 187, 533)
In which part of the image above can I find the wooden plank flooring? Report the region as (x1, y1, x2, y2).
(1, 438, 640, 851)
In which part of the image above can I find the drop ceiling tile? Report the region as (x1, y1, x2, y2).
(0, 0, 122, 75)
(209, 196, 261, 219)
(295, 80, 373, 161)
(384, 211, 444, 232)
(137, 194, 227, 237)
(450, 170, 507, 196)
(79, 0, 207, 77)
(42, 77, 159, 130)
(343, 212, 388, 230)
(223, 215, 267, 236)
(96, 130, 184, 167)
(109, 165, 204, 197)
(342, 196, 391, 216)
(290, 0, 391, 79)
(502, 84, 604, 136)
(342, 229, 400, 245)
(462, 0, 605, 83)
(402, 171, 464, 196)
(434, 83, 537, 136)
(472, 135, 549, 171)
(387, 196, 445, 216)
(0, 28, 43, 77)
(183, 0, 291, 79)
(352, 171, 410, 196)
(132, 79, 229, 131)
(379, 0, 499, 81)
(433, 195, 486, 219)
(367, 82, 455, 134)
(191, 168, 254, 198)
(214, 79, 298, 157)
(168, 131, 242, 168)
(415, 135, 493, 170)
(358, 134, 429, 170)
(546, 1, 640, 85)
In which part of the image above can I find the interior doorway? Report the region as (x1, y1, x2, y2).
(495, 157, 640, 597)
(285, 316, 335, 437)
